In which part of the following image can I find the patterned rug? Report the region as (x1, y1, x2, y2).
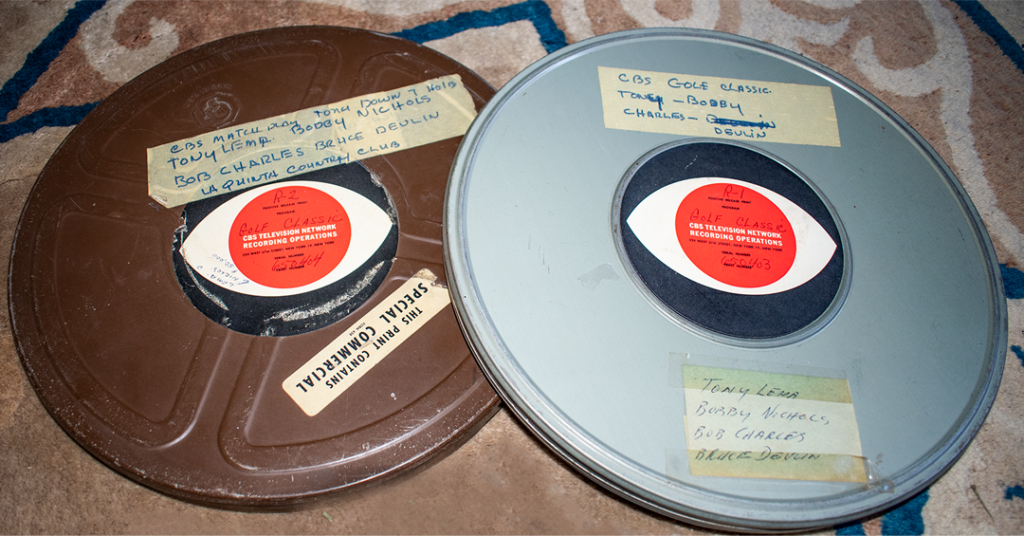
(1, 1, 1022, 533)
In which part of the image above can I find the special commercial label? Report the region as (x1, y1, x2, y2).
(282, 269, 451, 416)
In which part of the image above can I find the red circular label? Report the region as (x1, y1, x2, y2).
(228, 185, 352, 289)
(675, 183, 796, 288)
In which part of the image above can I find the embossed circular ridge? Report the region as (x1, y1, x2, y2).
(445, 29, 1005, 532)
(9, 26, 498, 508)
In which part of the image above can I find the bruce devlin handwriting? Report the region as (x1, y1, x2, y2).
(681, 365, 863, 481)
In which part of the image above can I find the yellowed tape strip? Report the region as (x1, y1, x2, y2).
(282, 269, 451, 417)
(683, 365, 852, 404)
(687, 450, 867, 482)
(598, 66, 840, 147)
(147, 75, 476, 208)
(682, 365, 864, 482)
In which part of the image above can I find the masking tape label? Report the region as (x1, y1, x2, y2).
(599, 67, 840, 147)
(282, 269, 450, 416)
(148, 75, 476, 207)
(682, 365, 865, 482)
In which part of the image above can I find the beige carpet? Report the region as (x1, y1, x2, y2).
(2, 0, 1023, 533)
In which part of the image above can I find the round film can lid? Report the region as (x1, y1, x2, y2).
(444, 28, 1005, 532)
(10, 26, 499, 508)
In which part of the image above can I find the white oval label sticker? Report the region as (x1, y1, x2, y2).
(180, 180, 393, 297)
(627, 178, 836, 295)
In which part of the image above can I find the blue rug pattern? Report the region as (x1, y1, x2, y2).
(0, 0, 566, 144)
(2, 2, 1023, 534)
